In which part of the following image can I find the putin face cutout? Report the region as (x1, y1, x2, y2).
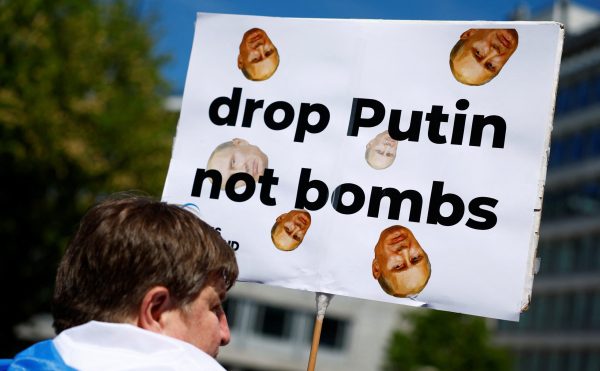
(365, 131, 398, 170)
(271, 210, 311, 251)
(207, 138, 268, 189)
(450, 28, 519, 86)
(238, 28, 280, 81)
(372, 225, 431, 297)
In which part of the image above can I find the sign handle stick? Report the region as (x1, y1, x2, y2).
(307, 292, 334, 371)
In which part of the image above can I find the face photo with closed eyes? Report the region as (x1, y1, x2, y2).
(372, 225, 431, 298)
(271, 210, 311, 251)
(365, 131, 398, 170)
(237, 28, 280, 81)
(207, 138, 268, 189)
(450, 28, 519, 86)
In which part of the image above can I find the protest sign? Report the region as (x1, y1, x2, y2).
(162, 13, 563, 321)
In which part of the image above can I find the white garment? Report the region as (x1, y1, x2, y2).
(53, 321, 226, 371)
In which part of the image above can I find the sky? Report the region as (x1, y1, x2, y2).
(138, 0, 600, 93)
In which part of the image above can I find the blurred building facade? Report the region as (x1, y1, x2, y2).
(496, 1, 600, 370)
(217, 283, 410, 371)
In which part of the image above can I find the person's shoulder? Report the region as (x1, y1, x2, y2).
(2, 339, 76, 371)
(54, 321, 226, 371)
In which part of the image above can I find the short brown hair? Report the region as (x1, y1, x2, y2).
(52, 196, 238, 333)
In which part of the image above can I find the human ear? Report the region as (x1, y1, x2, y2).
(137, 286, 173, 333)
(238, 54, 243, 69)
(372, 258, 381, 279)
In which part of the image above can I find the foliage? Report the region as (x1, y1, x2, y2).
(0, 0, 176, 355)
(383, 309, 512, 371)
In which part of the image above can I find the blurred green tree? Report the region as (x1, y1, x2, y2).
(0, 0, 176, 355)
(383, 310, 512, 371)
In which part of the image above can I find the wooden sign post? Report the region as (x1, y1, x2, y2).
(307, 293, 334, 371)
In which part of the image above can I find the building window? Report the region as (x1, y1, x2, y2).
(549, 127, 600, 169)
(557, 239, 576, 274)
(516, 350, 600, 371)
(571, 292, 586, 330)
(537, 232, 600, 276)
(543, 179, 600, 221)
(580, 235, 596, 271)
(568, 351, 584, 371)
(583, 351, 600, 371)
(319, 317, 348, 350)
(499, 289, 600, 333)
(535, 295, 550, 330)
(515, 350, 532, 371)
(223, 297, 240, 330)
(555, 72, 600, 118)
(254, 304, 291, 339)
(592, 291, 600, 330)
(304, 315, 349, 350)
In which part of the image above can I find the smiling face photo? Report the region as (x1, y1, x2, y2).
(450, 28, 519, 86)
(271, 210, 311, 251)
(372, 225, 431, 298)
(238, 28, 280, 81)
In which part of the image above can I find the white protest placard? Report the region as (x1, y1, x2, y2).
(162, 13, 563, 321)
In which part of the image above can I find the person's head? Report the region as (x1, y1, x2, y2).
(207, 138, 268, 189)
(365, 131, 398, 170)
(450, 28, 519, 86)
(372, 225, 431, 298)
(52, 196, 238, 357)
(271, 210, 311, 251)
(238, 28, 280, 81)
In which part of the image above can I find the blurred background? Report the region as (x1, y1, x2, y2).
(1, 0, 599, 370)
